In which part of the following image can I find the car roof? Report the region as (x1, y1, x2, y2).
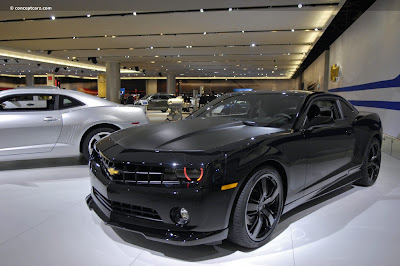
(0, 87, 118, 107)
(227, 90, 315, 96)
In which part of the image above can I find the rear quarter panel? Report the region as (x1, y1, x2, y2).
(352, 112, 382, 164)
(57, 106, 148, 147)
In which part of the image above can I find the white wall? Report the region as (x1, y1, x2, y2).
(325, 0, 400, 138)
(303, 51, 329, 91)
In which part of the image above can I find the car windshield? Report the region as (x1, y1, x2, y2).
(193, 93, 305, 129)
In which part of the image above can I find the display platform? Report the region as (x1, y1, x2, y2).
(0, 153, 399, 266)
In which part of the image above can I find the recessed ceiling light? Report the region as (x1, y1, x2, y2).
(298, 4, 303, 8)
(97, 48, 100, 50)
(242, 30, 245, 33)
(150, 46, 153, 49)
(287, 53, 291, 55)
(200, 9, 204, 12)
(72, 36, 76, 39)
(272, 71, 274, 73)
(203, 32, 207, 35)
(251, 43, 256, 47)
(314, 28, 319, 31)
(150, 61, 155, 64)
(155, 55, 159, 57)
(51, 16, 55, 20)
(129, 48, 134, 50)
(111, 35, 116, 38)
(87, 14, 91, 18)
(133, 11, 137, 16)
(291, 29, 295, 32)
(228, 8, 232, 11)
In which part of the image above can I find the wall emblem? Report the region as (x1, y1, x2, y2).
(330, 64, 341, 82)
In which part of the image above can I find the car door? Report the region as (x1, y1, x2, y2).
(0, 93, 63, 156)
(147, 94, 158, 109)
(158, 94, 171, 110)
(302, 97, 356, 193)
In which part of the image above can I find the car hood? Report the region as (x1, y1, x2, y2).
(106, 117, 284, 153)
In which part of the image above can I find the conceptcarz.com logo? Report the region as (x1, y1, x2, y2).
(10, 6, 53, 11)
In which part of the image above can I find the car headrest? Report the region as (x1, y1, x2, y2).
(307, 104, 320, 120)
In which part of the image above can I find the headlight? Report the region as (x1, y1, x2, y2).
(175, 167, 203, 181)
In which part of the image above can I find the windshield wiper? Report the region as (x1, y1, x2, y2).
(242, 120, 257, 126)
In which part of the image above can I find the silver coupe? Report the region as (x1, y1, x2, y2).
(0, 86, 149, 161)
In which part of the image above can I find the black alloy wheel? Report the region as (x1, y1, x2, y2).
(355, 138, 381, 186)
(229, 167, 284, 248)
(367, 141, 381, 182)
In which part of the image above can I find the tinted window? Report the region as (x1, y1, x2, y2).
(305, 99, 341, 125)
(59, 95, 84, 110)
(0, 94, 55, 111)
(340, 100, 358, 122)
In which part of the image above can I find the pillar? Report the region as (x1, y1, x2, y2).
(106, 62, 120, 103)
(323, 49, 330, 92)
(25, 74, 34, 87)
(167, 74, 176, 95)
(146, 79, 157, 95)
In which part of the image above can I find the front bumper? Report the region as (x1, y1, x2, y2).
(86, 158, 235, 246)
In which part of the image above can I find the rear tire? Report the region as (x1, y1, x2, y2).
(82, 127, 115, 160)
(354, 138, 381, 186)
(228, 167, 284, 248)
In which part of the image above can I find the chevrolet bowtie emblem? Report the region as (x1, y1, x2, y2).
(108, 168, 119, 175)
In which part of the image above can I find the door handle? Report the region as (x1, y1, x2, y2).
(43, 117, 59, 122)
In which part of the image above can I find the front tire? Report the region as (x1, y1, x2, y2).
(82, 127, 115, 160)
(228, 167, 284, 248)
(354, 137, 381, 186)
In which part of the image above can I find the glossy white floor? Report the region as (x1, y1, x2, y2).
(0, 153, 399, 266)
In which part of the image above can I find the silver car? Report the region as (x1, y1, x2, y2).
(0, 86, 149, 161)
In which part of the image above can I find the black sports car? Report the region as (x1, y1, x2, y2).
(86, 91, 382, 248)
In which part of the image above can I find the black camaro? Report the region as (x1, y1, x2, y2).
(86, 91, 382, 248)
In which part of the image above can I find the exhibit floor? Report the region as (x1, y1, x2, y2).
(0, 152, 399, 266)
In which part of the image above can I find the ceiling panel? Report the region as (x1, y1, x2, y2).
(0, 0, 344, 78)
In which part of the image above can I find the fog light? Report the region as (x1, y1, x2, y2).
(171, 207, 190, 225)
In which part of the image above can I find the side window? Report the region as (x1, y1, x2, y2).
(159, 95, 170, 100)
(339, 100, 357, 122)
(0, 94, 55, 111)
(59, 95, 84, 110)
(306, 99, 340, 124)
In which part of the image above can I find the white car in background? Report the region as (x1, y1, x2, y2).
(0, 86, 149, 161)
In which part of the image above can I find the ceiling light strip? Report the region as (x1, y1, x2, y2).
(0, 48, 139, 73)
(0, 29, 323, 42)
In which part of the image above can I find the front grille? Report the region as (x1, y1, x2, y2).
(92, 147, 204, 186)
(93, 188, 162, 222)
(114, 165, 180, 185)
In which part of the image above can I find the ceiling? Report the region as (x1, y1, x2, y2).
(0, 0, 345, 79)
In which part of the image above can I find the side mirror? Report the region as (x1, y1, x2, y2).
(307, 116, 334, 130)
